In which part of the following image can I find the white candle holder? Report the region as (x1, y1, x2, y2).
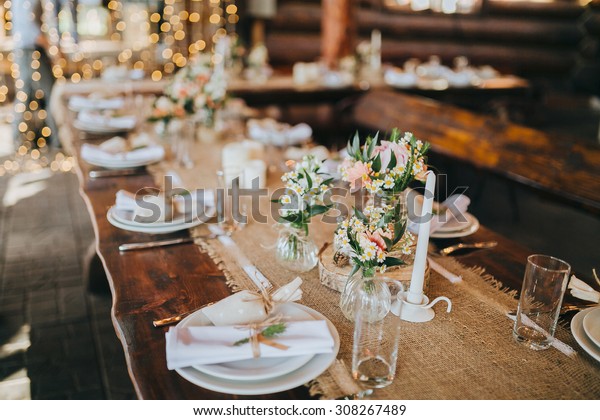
(392, 171, 453, 322)
(391, 291, 451, 323)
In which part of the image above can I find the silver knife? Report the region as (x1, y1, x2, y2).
(89, 168, 145, 178)
(119, 234, 216, 252)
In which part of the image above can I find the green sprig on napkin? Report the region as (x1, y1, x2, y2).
(234, 323, 286, 346)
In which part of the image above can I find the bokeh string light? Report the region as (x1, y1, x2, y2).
(1, 0, 238, 176)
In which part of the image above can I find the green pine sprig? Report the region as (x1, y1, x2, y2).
(233, 323, 287, 346)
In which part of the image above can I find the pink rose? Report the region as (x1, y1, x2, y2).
(375, 141, 409, 170)
(345, 161, 371, 190)
(367, 228, 392, 251)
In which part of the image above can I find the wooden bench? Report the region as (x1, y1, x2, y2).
(350, 89, 600, 212)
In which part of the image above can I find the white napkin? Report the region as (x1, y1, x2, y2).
(568, 275, 600, 303)
(115, 188, 214, 217)
(68, 95, 124, 111)
(409, 193, 471, 234)
(247, 118, 312, 146)
(165, 319, 334, 369)
(81, 139, 165, 163)
(384, 68, 418, 87)
(202, 277, 303, 326)
(77, 110, 137, 130)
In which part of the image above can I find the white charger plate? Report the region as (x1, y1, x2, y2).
(107, 206, 210, 234)
(571, 307, 600, 363)
(430, 213, 480, 239)
(175, 303, 340, 395)
(186, 304, 316, 381)
(582, 307, 600, 348)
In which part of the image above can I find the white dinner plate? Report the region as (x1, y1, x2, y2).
(430, 213, 480, 239)
(107, 206, 211, 234)
(110, 205, 214, 229)
(582, 307, 600, 348)
(185, 304, 316, 381)
(74, 119, 134, 134)
(83, 156, 162, 170)
(571, 307, 600, 363)
(174, 303, 340, 395)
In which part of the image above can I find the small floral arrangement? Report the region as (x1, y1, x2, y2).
(277, 155, 334, 234)
(339, 128, 430, 194)
(334, 204, 414, 277)
(148, 54, 227, 126)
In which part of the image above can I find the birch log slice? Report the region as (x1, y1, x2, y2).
(318, 244, 430, 293)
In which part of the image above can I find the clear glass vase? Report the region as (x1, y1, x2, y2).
(275, 225, 318, 272)
(339, 267, 392, 322)
(372, 190, 409, 222)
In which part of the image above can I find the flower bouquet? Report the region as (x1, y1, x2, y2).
(275, 155, 334, 272)
(335, 203, 414, 320)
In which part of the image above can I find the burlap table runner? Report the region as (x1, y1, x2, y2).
(145, 139, 600, 400)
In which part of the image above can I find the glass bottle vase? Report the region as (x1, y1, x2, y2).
(275, 225, 319, 272)
(339, 267, 392, 322)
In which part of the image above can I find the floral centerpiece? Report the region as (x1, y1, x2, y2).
(275, 155, 334, 272)
(335, 203, 414, 320)
(340, 128, 430, 194)
(148, 54, 228, 128)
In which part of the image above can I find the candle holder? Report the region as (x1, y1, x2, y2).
(393, 170, 453, 323)
(391, 291, 451, 323)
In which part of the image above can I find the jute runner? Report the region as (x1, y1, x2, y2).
(146, 140, 600, 400)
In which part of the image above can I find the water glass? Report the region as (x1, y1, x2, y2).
(513, 254, 571, 350)
(351, 278, 401, 389)
(173, 118, 195, 169)
(216, 169, 246, 235)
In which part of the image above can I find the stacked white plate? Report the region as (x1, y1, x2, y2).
(571, 306, 600, 362)
(175, 302, 340, 395)
(107, 204, 214, 234)
(430, 213, 480, 239)
(68, 95, 125, 112)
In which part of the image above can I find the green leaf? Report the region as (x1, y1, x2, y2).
(348, 264, 360, 279)
(390, 128, 400, 143)
(308, 204, 330, 217)
(383, 236, 394, 251)
(366, 134, 377, 160)
(387, 150, 397, 170)
(304, 169, 313, 189)
(351, 131, 360, 158)
(371, 154, 382, 173)
(384, 256, 406, 267)
(353, 207, 367, 222)
(393, 220, 407, 244)
(233, 323, 287, 346)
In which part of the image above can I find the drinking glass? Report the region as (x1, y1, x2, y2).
(351, 277, 401, 389)
(513, 254, 571, 350)
(215, 169, 246, 235)
(173, 118, 195, 169)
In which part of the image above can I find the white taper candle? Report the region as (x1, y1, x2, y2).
(407, 171, 436, 304)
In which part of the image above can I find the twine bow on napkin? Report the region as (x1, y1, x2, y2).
(234, 314, 290, 358)
(242, 276, 303, 315)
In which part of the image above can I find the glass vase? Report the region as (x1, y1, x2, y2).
(339, 267, 392, 322)
(275, 225, 318, 272)
(372, 189, 409, 222)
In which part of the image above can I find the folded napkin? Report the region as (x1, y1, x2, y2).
(384, 68, 418, 87)
(202, 277, 303, 326)
(247, 118, 312, 147)
(409, 193, 471, 234)
(68, 95, 124, 111)
(77, 110, 137, 130)
(568, 275, 600, 303)
(115, 188, 214, 220)
(166, 319, 333, 369)
(81, 135, 164, 163)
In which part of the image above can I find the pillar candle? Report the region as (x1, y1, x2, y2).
(407, 171, 436, 304)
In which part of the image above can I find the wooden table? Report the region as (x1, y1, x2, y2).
(68, 136, 542, 399)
